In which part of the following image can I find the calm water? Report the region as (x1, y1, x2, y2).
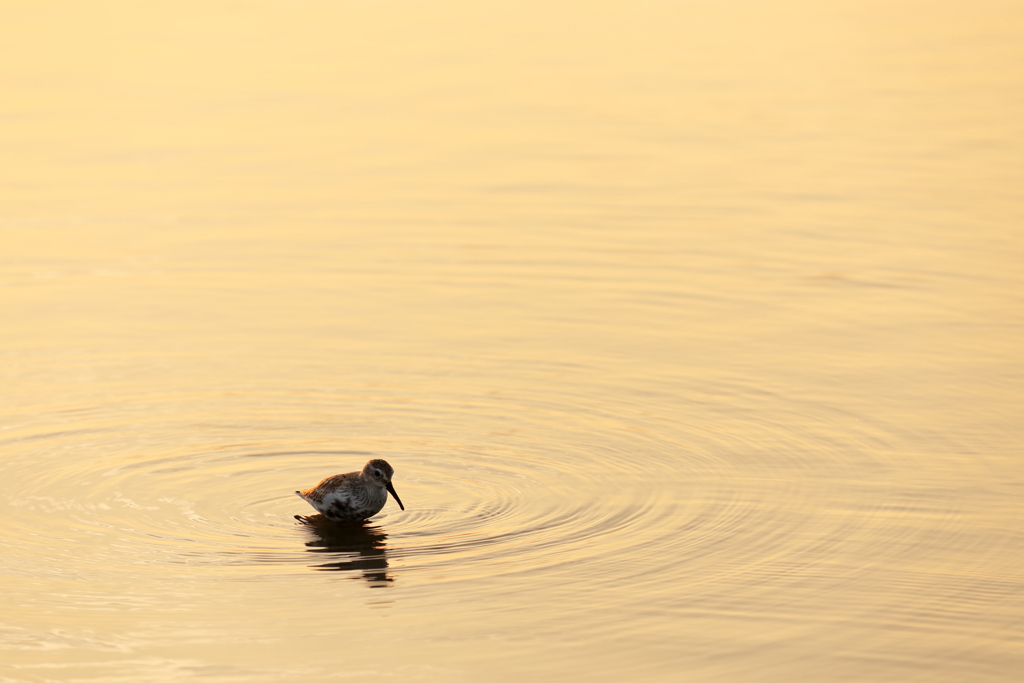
(2, 1, 1023, 681)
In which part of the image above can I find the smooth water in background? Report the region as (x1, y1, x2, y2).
(2, 1, 1022, 681)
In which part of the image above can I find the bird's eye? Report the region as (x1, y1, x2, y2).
(374, 470, 382, 478)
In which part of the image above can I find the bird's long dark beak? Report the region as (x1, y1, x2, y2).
(386, 481, 405, 511)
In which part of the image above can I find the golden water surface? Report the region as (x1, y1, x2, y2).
(2, 1, 1023, 681)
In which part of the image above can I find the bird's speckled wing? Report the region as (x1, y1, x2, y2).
(296, 472, 357, 504)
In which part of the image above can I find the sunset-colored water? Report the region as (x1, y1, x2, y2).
(2, 1, 1023, 681)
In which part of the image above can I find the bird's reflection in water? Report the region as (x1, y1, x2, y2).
(295, 514, 393, 586)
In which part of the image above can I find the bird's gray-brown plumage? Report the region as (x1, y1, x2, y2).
(295, 459, 404, 523)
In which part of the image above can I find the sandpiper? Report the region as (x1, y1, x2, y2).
(295, 459, 405, 523)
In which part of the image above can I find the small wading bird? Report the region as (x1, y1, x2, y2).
(295, 459, 405, 523)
